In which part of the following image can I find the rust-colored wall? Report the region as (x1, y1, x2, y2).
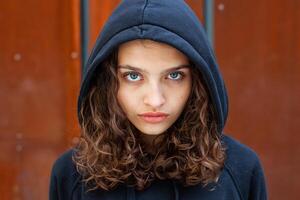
(0, 0, 81, 199)
(0, 0, 299, 199)
(215, 0, 300, 199)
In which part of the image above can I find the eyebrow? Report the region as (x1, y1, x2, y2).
(117, 64, 190, 74)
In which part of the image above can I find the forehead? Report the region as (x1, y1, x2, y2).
(118, 39, 190, 72)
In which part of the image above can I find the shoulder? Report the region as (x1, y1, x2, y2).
(51, 148, 79, 178)
(49, 148, 81, 200)
(221, 134, 261, 169)
(221, 134, 267, 199)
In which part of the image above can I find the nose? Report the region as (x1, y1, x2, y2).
(143, 82, 166, 109)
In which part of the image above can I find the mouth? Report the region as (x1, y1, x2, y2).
(138, 112, 169, 123)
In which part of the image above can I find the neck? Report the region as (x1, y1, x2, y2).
(140, 134, 163, 154)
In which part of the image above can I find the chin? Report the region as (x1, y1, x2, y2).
(140, 130, 165, 136)
(137, 125, 170, 136)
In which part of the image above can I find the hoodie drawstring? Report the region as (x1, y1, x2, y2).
(126, 186, 136, 200)
(126, 181, 178, 200)
(172, 180, 179, 200)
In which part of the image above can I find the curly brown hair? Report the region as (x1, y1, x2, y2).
(73, 48, 226, 191)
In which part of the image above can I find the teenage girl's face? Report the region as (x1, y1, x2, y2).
(117, 39, 192, 136)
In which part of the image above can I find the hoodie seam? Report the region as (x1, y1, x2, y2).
(141, 0, 149, 25)
(90, 23, 207, 70)
(70, 175, 82, 200)
(224, 163, 244, 200)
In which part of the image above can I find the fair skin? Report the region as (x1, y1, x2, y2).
(117, 39, 192, 147)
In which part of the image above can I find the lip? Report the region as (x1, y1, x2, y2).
(138, 112, 169, 123)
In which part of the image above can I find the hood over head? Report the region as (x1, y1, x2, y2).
(78, 0, 229, 133)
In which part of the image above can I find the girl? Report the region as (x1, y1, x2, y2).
(50, 0, 267, 199)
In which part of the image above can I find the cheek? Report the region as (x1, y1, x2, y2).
(183, 84, 192, 100)
(166, 90, 188, 111)
(117, 88, 126, 109)
(117, 87, 136, 114)
(172, 82, 192, 108)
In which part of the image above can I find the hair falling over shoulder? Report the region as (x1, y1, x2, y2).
(73, 50, 226, 192)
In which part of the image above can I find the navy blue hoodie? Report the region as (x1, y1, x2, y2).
(49, 0, 267, 199)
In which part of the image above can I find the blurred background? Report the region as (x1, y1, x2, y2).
(0, 0, 299, 199)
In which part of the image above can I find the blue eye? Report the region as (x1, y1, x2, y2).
(168, 71, 184, 80)
(123, 72, 141, 81)
(122, 71, 185, 82)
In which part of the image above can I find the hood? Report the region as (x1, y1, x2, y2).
(77, 0, 229, 133)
